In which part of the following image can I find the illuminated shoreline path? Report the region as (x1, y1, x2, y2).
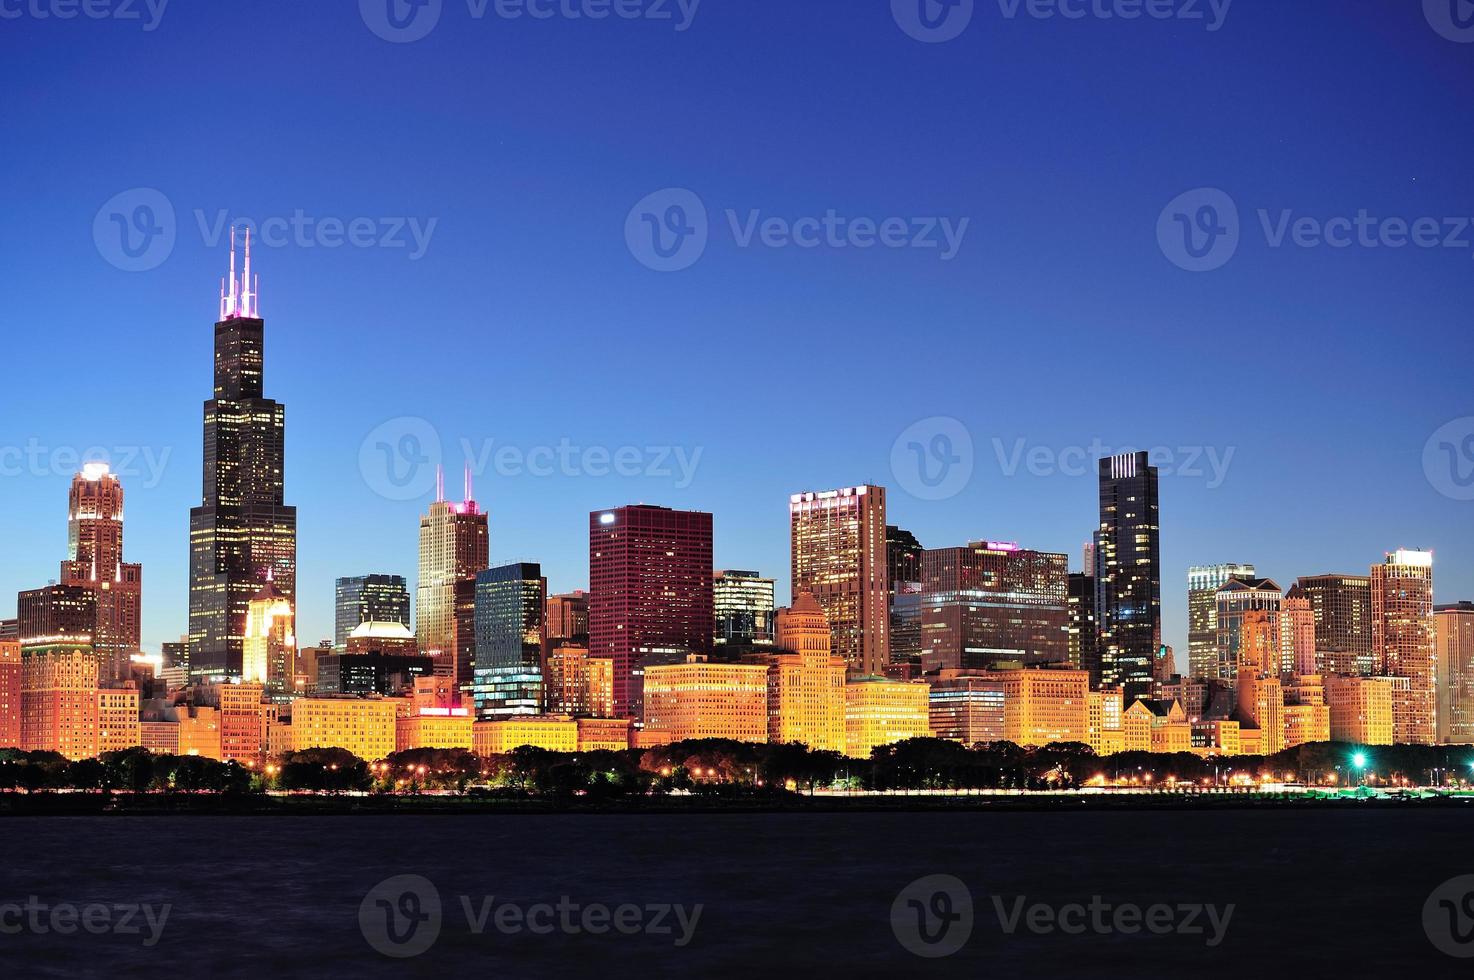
(188, 231, 298, 683)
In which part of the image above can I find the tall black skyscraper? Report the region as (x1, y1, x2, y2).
(188, 231, 297, 681)
(1094, 452, 1161, 702)
(335, 574, 411, 649)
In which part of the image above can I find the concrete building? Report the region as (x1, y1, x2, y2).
(843, 676, 929, 758)
(766, 593, 847, 752)
(1324, 674, 1394, 746)
(1436, 602, 1474, 744)
(642, 655, 770, 744)
(920, 541, 1069, 673)
(1372, 550, 1436, 744)
(790, 486, 889, 677)
(290, 697, 399, 761)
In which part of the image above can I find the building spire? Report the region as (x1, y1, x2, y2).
(218, 225, 260, 320)
(464, 464, 473, 504)
(436, 464, 445, 503)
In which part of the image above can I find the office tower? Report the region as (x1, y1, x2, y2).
(0, 641, 19, 748)
(334, 574, 410, 649)
(1066, 572, 1099, 682)
(790, 485, 890, 676)
(161, 637, 189, 673)
(545, 590, 590, 643)
(241, 580, 295, 693)
(1214, 577, 1282, 685)
(1436, 602, 1474, 744)
(96, 686, 141, 754)
(1372, 549, 1436, 745)
(1296, 574, 1374, 676)
(416, 471, 488, 685)
(767, 592, 847, 752)
(17, 584, 97, 644)
(0, 621, 16, 642)
(642, 655, 771, 744)
(1324, 674, 1394, 745)
(1154, 644, 1176, 683)
(55, 464, 142, 682)
(842, 677, 930, 758)
(189, 232, 297, 682)
(1187, 563, 1256, 680)
(21, 642, 99, 760)
(713, 570, 775, 646)
(1094, 452, 1161, 703)
(589, 505, 714, 719)
(886, 525, 925, 668)
(919, 541, 1069, 673)
(1282, 675, 1331, 748)
(472, 562, 547, 720)
(928, 672, 1007, 744)
(1281, 585, 1317, 676)
(290, 698, 399, 761)
(545, 644, 604, 717)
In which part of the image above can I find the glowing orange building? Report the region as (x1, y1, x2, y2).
(767, 593, 846, 751)
(576, 716, 631, 751)
(842, 676, 929, 758)
(96, 685, 141, 754)
(396, 707, 474, 751)
(290, 697, 398, 761)
(473, 715, 579, 755)
(0, 641, 19, 749)
(1324, 674, 1394, 745)
(242, 582, 295, 693)
(1372, 549, 1436, 744)
(642, 655, 770, 744)
(416, 476, 488, 686)
(790, 486, 889, 677)
(21, 643, 100, 760)
(59, 464, 143, 683)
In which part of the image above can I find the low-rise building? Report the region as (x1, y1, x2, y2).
(843, 676, 930, 758)
(473, 715, 579, 755)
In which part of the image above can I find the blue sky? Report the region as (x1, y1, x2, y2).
(1, 1, 1472, 666)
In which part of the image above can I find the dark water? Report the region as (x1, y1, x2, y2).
(1, 808, 1472, 977)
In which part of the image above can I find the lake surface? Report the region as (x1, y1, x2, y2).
(1, 808, 1471, 977)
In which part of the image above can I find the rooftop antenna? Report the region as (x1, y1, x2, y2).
(436, 465, 445, 503)
(464, 464, 473, 504)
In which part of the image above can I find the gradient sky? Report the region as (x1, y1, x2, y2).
(2, 1, 1472, 668)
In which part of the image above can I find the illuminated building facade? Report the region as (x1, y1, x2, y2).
(1296, 573, 1373, 676)
(887, 525, 925, 669)
(1280, 585, 1317, 676)
(767, 593, 847, 752)
(334, 574, 410, 649)
(58, 464, 143, 682)
(576, 716, 632, 751)
(290, 697, 398, 760)
(0, 641, 19, 748)
(1436, 602, 1474, 744)
(642, 655, 770, 744)
(140, 720, 180, 755)
(396, 708, 474, 751)
(842, 676, 929, 758)
(1094, 452, 1161, 702)
(212, 682, 268, 762)
(929, 672, 1006, 744)
(1186, 563, 1255, 680)
(20, 642, 99, 760)
(242, 581, 295, 693)
(17, 583, 96, 646)
(96, 685, 141, 754)
(545, 644, 597, 716)
(1235, 672, 1284, 754)
(713, 569, 775, 646)
(473, 715, 579, 755)
(1086, 688, 1125, 755)
(416, 480, 488, 686)
(1323, 674, 1394, 745)
(589, 504, 713, 719)
(790, 486, 889, 677)
(473, 562, 547, 720)
(545, 591, 589, 643)
(1372, 549, 1436, 744)
(920, 541, 1068, 673)
(1214, 578, 1282, 685)
(1066, 572, 1098, 682)
(189, 232, 297, 682)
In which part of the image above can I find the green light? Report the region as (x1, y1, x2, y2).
(1353, 753, 1367, 768)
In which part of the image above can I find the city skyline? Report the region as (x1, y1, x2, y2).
(2, 4, 1472, 668)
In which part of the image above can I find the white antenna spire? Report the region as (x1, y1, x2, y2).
(436, 465, 445, 503)
(464, 464, 472, 504)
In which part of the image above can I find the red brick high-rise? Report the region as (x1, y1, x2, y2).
(0, 641, 20, 749)
(59, 463, 142, 682)
(589, 505, 713, 719)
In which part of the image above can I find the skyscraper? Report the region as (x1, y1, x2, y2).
(1067, 572, 1099, 683)
(589, 504, 713, 719)
(790, 485, 889, 676)
(1372, 549, 1436, 745)
(1187, 563, 1255, 681)
(17, 584, 97, 646)
(886, 525, 925, 669)
(416, 470, 488, 686)
(189, 231, 297, 682)
(1281, 584, 1317, 676)
(57, 464, 142, 682)
(1435, 602, 1474, 745)
(919, 541, 1069, 673)
(1094, 452, 1161, 702)
(713, 570, 775, 646)
(334, 574, 410, 649)
(1296, 573, 1373, 676)
(242, 579, 295, 694)
(545, 590, 589, 644)
(472, 562, 547, 720)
